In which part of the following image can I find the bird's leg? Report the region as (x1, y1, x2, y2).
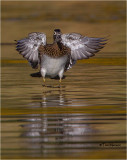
(58, 69, 64, 88)
(42, 77, 46, 87)
(41, 68, 46, 86)
(59, 78, 62, 83)
(43, 77, 46, 83)
(59, 78, 62, 88)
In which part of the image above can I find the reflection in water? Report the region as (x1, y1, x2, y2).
(20, 90, 97, 158)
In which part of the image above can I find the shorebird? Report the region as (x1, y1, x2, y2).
(16, 29, 107, 84)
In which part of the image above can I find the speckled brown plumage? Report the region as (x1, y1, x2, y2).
(38, 42, 71, 58)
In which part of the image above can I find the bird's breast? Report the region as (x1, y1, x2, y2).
(39, 42, 70, 58)
(40, 54, 69, 77)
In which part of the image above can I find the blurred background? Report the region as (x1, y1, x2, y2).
(1, 1, 126, 159)
(1, 1, 126, 52)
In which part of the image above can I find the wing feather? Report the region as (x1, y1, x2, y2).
(61, 33, 107, 61)
(16, 32, 46, 69)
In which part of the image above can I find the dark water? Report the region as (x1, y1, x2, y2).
(1, 44, 126, 159)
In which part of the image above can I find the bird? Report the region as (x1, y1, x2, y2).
(16, 29, 107, 84)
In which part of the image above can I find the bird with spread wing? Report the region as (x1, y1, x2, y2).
(16, 29, 107, 84)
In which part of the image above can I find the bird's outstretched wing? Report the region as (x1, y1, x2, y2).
(61, 33, 107, 62)
(16, 32, 46, 69)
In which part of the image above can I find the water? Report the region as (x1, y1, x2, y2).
(1, 44, 126, 159)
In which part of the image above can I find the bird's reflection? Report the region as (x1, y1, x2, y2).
(20, 88, 97, 156)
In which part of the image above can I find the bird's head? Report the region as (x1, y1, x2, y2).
(53, 29, 62, 42)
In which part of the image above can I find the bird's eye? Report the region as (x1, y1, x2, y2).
(54, 32, 56, 35)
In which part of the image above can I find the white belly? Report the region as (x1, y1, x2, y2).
(40, 54, 68, 78)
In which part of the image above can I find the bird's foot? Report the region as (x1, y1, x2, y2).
(59, 78, 62, 88)
(59, 78, 62, 83)
(43, 78, 46, 83)
(42, 78, 46, 87)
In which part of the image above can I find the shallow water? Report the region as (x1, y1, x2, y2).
(1, 44, 126, 159)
